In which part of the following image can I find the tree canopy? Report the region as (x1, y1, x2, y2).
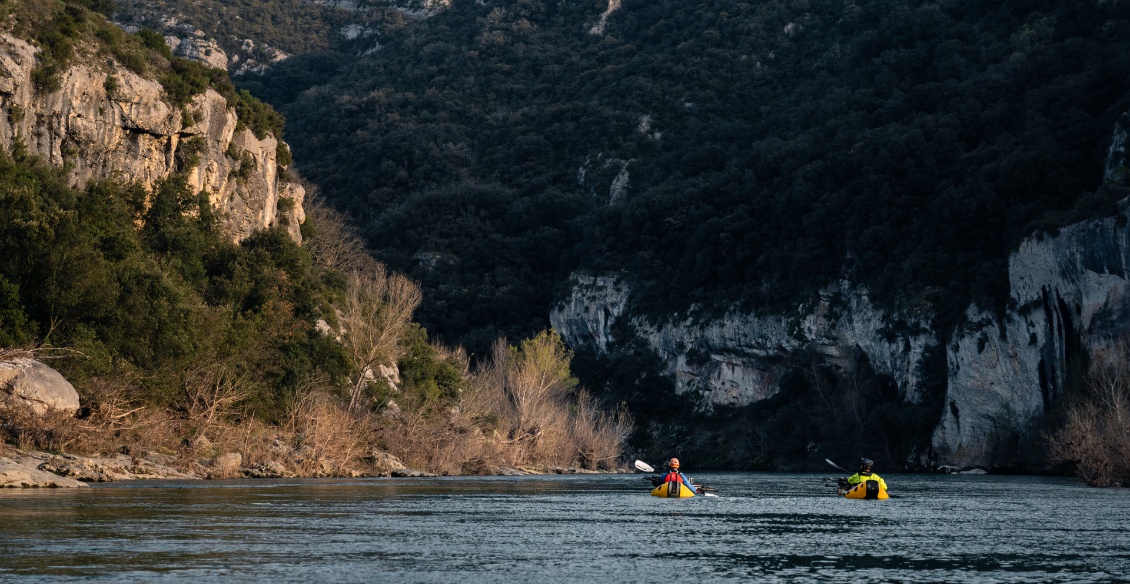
(232, 0, 1130, 357)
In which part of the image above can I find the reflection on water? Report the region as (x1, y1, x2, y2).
(2, 473, 1129, 582)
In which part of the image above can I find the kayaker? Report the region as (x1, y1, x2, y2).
(651, 458, 701, 494)
(840, 458, 888, 491)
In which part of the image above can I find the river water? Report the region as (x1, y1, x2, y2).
(1, 472, 1128, 582)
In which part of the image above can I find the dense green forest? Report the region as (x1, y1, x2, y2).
(0, 149, 345, 416)
(233, 0, 1130, 361)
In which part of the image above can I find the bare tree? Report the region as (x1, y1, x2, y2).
(287, 391, 368, 475)
(339, 267, 422, 412)
(183, 364, 252, 447)
(302, 195, 370, 274)
(503, 330, 576, 434)
(570, 390, 634, 470)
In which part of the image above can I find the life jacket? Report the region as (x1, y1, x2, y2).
(847, 471, 887, 491)
(662, 471, 684, 484)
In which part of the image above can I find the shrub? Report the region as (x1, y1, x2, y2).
(103, 73, 118, 96)
(234, 89, 286, 140)
(1047, 347, 1130, 487)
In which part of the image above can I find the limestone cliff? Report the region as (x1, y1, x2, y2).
(552, 276, 936, 410)
(934, 204, 1130, 465)
(0, 34, 304, 243)
(553, 119, 1130, 469)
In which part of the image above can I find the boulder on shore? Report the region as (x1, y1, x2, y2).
(0, 357, 81, 415)
(244, 460, 291, 478)
(205, 452, 243, 479)
(368, 450, 408, 476)
(391, 468, 437, 477)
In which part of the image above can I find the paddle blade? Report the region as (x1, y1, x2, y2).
(634, 460, 655, 473)
(825, 459, 850, 474)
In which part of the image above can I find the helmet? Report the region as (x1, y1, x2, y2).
(860, 458, 874, 471)
(667, 458, 680, 469)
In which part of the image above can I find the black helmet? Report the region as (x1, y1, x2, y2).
(860, 458, 874, 470)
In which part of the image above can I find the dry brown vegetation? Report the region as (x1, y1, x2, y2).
(1047, 345, 1130, 487)
(3, 329, 633, 477)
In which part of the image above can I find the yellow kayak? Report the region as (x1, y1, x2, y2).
(838, 479, 889, 500)
(651, 481, 696, 498)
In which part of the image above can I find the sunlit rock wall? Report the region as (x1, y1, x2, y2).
(0, 34, 304, 243)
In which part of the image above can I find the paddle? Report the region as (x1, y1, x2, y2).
(825, 458, 851, 474)
(634, 460, 655, 473)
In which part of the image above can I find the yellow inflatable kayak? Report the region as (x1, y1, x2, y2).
(839, 479, 889, 500)
(651, 481, 696, 498)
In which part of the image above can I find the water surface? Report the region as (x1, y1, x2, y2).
(1, 472, 1128, 582)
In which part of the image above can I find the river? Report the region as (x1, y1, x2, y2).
(1, 472, 1128, 582)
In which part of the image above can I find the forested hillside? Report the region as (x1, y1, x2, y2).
(100, 0, 1130, 470)
(231, 0, 1130, 361)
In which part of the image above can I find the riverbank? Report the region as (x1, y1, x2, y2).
(0, 443, 629, 488)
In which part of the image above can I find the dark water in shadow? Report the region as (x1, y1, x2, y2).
(2, 472, 1129, 582)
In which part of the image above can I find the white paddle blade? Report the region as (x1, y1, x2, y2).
(704, 493, 719, 497)
(633, 460, 655, 473)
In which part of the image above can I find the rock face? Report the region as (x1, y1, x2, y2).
(590, 0, 622, 35)
(933, 207, 1130, 465)
(0, 358, 81, 415)
(553, 122, 1130, 468)
(165, 33, 229, 70)
(0, 34, 304, 243)
(552, 276, 936, 410)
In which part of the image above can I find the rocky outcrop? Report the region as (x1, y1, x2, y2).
(0, 449, 196, 486)
(0, 358, 81, 415)
(0, 34, 304, 243)
(552, 275, 936, 410)
(368, 450, 408, 476)
(34, 451, 197, 481)
(244, 460, 291, 478)
(589, 0, 622, 35)
(204, 452, 243, 478)
(0, 456, 86, 487)
(161, 25, 229, 70)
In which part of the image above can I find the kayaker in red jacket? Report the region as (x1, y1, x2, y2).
(651, 458, 701, 493)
